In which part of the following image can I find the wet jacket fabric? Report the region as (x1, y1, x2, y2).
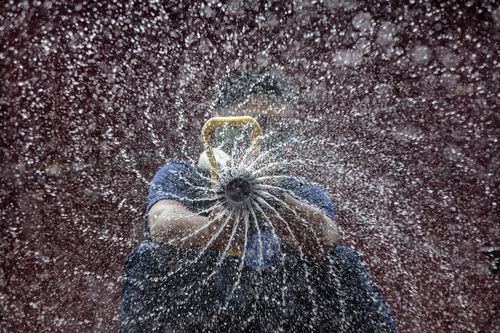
(119, 161, 399, 332)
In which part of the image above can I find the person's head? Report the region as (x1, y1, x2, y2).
(210, 69, 299, 143)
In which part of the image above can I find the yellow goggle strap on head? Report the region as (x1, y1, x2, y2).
(201, 116, 262, 187)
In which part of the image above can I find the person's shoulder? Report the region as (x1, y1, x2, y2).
(282, 174, 335, 218)
(150, 160, 200, 185)
(304, 178, 329, 194)
(284, 175, 326, 192)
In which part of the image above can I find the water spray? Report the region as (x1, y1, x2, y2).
(201, 116, 281, 265)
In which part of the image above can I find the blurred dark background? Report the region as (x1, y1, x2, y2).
(1, 0, 499, 332)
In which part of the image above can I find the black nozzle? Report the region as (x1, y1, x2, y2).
(225, 177, 252, 203)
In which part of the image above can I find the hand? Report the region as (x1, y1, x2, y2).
(273, 195, 339, 259)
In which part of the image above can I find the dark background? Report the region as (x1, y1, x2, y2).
(1, 0, 499, 332)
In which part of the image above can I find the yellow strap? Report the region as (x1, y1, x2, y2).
(201, 116, 262, 187)
(227, 250, 243, 257)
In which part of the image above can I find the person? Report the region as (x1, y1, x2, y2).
(119, 69, 399, 332)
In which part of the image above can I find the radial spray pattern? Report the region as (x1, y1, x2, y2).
(2, 1, 499, 332)
(141, 127, 341, 330)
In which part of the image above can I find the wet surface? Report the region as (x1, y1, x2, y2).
(1, 1, 499, 331)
